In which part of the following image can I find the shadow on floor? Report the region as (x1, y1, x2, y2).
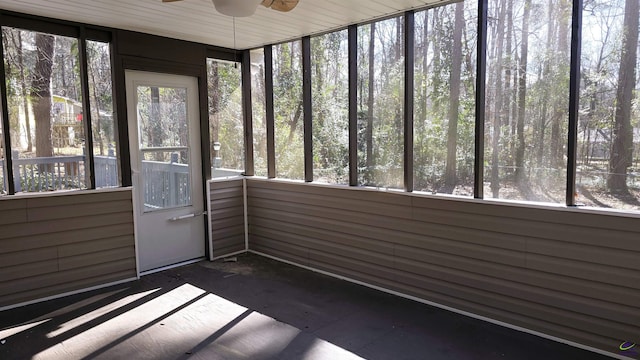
(0, 253, 626, 360)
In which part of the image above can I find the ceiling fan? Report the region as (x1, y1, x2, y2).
(162, 0, 300, 17)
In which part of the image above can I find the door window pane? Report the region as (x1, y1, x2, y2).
(136, 85, 191, 211)
(207, 58, 244, 178)
(578, 1, 640, 211)
(141, 149, 191, 210)
(311, 30, 349, 184)
(88, 40, 118, 188)
(357, 17, 404, 189)
(413, 1, 477, 196)
(273, 40, 304, 180)
(3, 27, 87, 192)
(484, 0, 571, 203)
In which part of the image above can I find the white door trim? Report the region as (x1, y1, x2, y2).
(126, 70, 205, 274)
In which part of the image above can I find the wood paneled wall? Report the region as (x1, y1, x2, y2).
(246, 179, 640, 354)
(0, 190, 136, 309)
(208, 179, 246, 259)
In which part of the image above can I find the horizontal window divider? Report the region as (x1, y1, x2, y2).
(140, 147, 189, 152)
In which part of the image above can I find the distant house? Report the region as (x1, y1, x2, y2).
(578, 127, 640, 161)
(52, 95, 83, 148)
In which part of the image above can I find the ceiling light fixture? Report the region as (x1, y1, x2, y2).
(164, 0, 300, 16)
(211, 0, 262, 17)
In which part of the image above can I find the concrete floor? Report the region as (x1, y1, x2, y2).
(0, 253, 621, 360)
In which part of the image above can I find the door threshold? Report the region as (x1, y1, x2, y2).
(139, 257, 205, 276)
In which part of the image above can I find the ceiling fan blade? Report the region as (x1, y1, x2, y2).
(261, 0, 299, 12)
(162, 0, 183, 2)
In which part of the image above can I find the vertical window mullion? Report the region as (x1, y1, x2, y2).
(264, 45, 275, 179)
(241, 49, 255, 176)
(404, 11, 415, 193)
(201, 64, 212, 181)
(302, 36, 312, 182)
(475, 0, 488, 199)
(79, 27, 96, 189)
(0, 17, 16, 194)
(566, 0, 583, 206)
(348, 25, 358, 187)
(112, 38, 131, 187)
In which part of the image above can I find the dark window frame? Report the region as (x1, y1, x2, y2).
(0, 12, 108, 194)
(245, 0, 591, 210)
(0, 0, 619, 212)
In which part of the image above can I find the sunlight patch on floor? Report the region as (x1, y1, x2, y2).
(0, 319, 51, 340)
(34, 283, 206, 360)
(26, 283, 365, 359)
(46, 288, 160, 338)
(199, 311, 301, 359)
(36, 289, 128, 324)
(299, 338, 366, 360)
(95, 292, 249, 359)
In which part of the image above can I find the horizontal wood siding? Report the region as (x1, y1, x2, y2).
(0, 190, 136, 308)
(246, 179, 640, 354)
(209, 180, 245, 258)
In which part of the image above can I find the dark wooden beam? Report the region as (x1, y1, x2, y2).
(302, 36, 313, 182)
(242, 49, 255, 176)
(404, 11, 415, 193)
(348, 25, 358, 187)
(78, 27, 96, 189)
(474, 0, 488, 199)
(566, 0, 583, 206)
(112, 31, 132, 187)
(265, 45, 276, 178)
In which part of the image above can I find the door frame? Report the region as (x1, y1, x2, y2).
(117, 58, 212, 277)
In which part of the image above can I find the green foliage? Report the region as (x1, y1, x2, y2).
(356, 18, 406, 188)
(207, 59, 244, 172)
(87, 40, 116, 159)
(311, 31, 349, 184)
(413, 3, 477, 194)
(250, 49, 269, 177)
(19, 168, 84, 192)
(273, 41, 305, 180)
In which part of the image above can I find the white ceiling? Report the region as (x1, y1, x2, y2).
(0, 0, 443, 49)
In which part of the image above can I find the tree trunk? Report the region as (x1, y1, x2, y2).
(87, 51, 105, 156)
(419, 11, 429, 124)
(209, 62, 220, 159)
(32, 33, 55, 161)
(537, 1, 554, 168)
(444, 2, 465, 192)
(395, 17, 403, 62)
(583, 22, 611, 168)
(515, 0, 531, 186)
(491, 0, 506, 197)
(60, 53, 67, 96)
(14, 31, 33, 153)
(366, 23, 376, 175)
(150, 86, 163, 161)
(286, 100, 303, 145)
(552, 0, 570, 168)
(432, 12, 442, 113)
(608, 0, 638, 193)
(506, 0, 516, 167)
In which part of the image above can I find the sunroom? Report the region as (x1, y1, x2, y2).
(0, 0, 638, 359)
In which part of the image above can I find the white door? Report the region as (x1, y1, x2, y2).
(126, 71, 205, 273)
